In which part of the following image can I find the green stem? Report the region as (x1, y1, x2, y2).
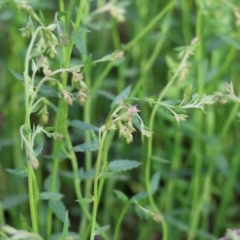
(23, 26, 45, 235)
(113, 201, 131, 240)
(144, 39, 190, 240)
(124, 1, 175, 51)
(90, 131, 107, 240)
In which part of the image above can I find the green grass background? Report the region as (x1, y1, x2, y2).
(0, 0, 240, 239)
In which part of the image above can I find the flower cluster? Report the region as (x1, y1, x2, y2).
(100, 102, 152, 143)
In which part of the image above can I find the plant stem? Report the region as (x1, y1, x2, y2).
(90, 130, 107, 240)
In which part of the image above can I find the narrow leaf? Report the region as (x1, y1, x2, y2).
(2, 195, 28, 209)
(151, 156, 170, 164)
(131, 192, 148, 202)
(111, 85, 131, 108)
(137, 85, 144, 99)
(44, 174, 61, 192)
(58, 11, 67, 18)
(69, 120, 99, 131)
(9, 68, 24, 81)
(135, 204, 149, 219)
(50, 200, 66, 223)
(108, 160, 141, 172)
(39, 192, 63, 200)
(5, 168, 27, 178)
(94, 225, 110, 236)
(31, 59, 38, 73)
(114, 190, 128, 203)
(150, 172, 160, 195)
(73, 141, 99, 152)
(100, 171, 118, 179)
(34, 134, 43, 156)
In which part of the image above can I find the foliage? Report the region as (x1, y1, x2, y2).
(1, 0, 240, 240)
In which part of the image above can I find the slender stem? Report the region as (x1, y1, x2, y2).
(123, 1, 175, 51)
(90, 131, 107, 240)
(144, 39, 190, 240)
(113, 201, 131, 240)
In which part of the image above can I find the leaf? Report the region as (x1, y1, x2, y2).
(71, 27, 88, 55)
(44, 174, 61, 192)
(2, 195, 28, 209)
(150, 172, 160, 195)
(108, 160, 141, 172)
(39, 84, 58, 97)
(111, 85, 131, 108)
(137, 85, 144, 99)
(182, 84, 193, 104)
(39, 192, 64, 200)
(69, 120, 99, 131)
(100, 171, 119, 179)
(151, 156, 170, 164)
(50, 200, 66, 223)
(114, 190, 128, 203)
(73, 141, 99, 152)
(131, 192, 148, 202)
(31, 103, 42, 114)
(79, 167, 95, 179)
(58, 211, 69, 240)
(50, 232, 79, 240)
(94, 225, 110, 236)
(31, 59, 38, 73)
(34, 134, 43, 156)
(76, 198, 93, 204)
(132, 115, 141, 131)
(58, 11, 67, 18)
(5, 168, 27, 178)
(135, 204, 149, 219)
(9, 68, 24, 81)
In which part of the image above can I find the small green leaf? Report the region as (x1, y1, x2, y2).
(135, 204, 149, 219)
(44, 174, 61, 192)
(31, 103, 42, 114)
(79, 167, 95, 179)
(108, 160, 141, 172)
(114, 190, 128, 203)
(9, 68, 24, 81)
(132, 115, 141, 131)
(137, 85, 144, 99)
(71, 27, 88, 55)
(39, 192, 63, 200)
(182, 84, 193, 104)
(76, 198, 93, 204)
(111, 85, 131, 108)
(100, 171, 118, 179)
(73, 141, 99, 152)
(34, 134, 43, 156)
(150, 172, 160, 195)
(94, 225, 110, 236)
(2, 195, 28, 209)
(5, 168, 27, 178)
(69, 120, 99, 131)
(151, 156, 170, 164)
(39, 84, 58, 97)
(31, 59, 38, 73)
(57, 11, 67, 18)
(50, 200, 66, 223)
(131, 192, 148, 202)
